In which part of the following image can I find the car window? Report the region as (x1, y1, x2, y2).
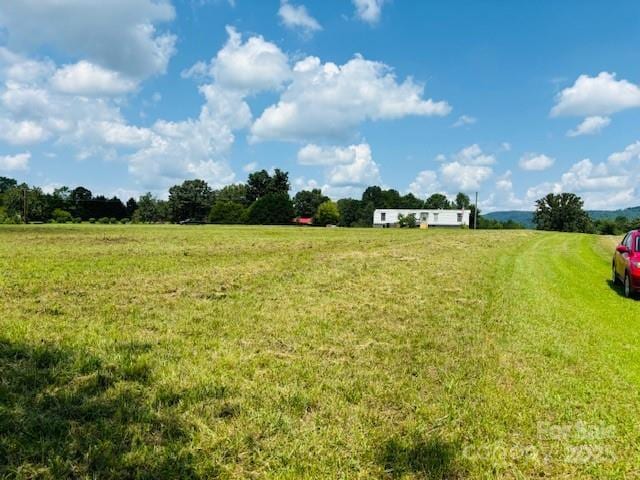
(621, 233, 630, 247)
(625, 234, 634, 249)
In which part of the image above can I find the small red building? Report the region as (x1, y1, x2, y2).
(294, 217, 314, 226)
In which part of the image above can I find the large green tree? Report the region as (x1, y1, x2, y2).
(208, 201, 247, 224)
(424, 193, 451, 209)
(132, 193, 162, 223)
(454, 192, 471, 209)
(314, 200, 340, 226)
(247, 192, 294, 225)
(293, 189, 329, 218)
(337, 199, 362, 227)
(246, 169, 290, 202)
(216, 184, 249, 206)
(125, 198, 138, 217)
(533, 193, 593, 232)
(69, 186, 92, 218)
(168, 179, 214, 222)
(4, 184, 47, 222)
(0, 177, 17, 196)
(399, 193, 424, 209)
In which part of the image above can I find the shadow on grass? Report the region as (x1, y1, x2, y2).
(606, 279, 637, 299)
(378, 434, 458, 479)
(0, 339, 203, 479)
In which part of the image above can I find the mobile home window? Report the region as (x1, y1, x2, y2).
(457, 213, 463, 222)
(433, 213, 439, 222)
(381, 212, 386, 222)
(420, 212, 428, 221)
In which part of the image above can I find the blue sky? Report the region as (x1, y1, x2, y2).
(1, 0, 640, 211)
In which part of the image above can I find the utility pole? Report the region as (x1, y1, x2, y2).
(474, 191, 478, 230)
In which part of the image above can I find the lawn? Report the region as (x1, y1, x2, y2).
(1, 225, 639, 479)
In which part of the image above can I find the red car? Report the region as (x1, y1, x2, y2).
(612, 230, 640, 298)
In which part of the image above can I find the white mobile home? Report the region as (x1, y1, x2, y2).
(373, 209, 470, 228)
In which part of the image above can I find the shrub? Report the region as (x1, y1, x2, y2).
(314, 201, 340, 226)
(2, 215, 20, 224)
(121, 218, 130, 224)
(72, 217, 82, 224)
(109, 218, 117, 224)
(398, 213, 417, 228)
(52, 208, 73, 224)
(98, 217, 110, 224)
(88, 218, 96, 224)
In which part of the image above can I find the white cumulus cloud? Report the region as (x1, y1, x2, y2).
(325, 143, 381, 187)
(51, 61, 138, 96)
(296, 143, 381, 194)
(437, 144, 495, 191)
(0, 119, 49, 145)
(126, 85, 251, 189)
(251, 54, 451, 142)
(560, 158, 626, 192)
(452, 115, 476, 127)
(519, 153, 555, 171)
(0, 0, 177, 79)
(567, 115, 611, 137)
(0, 152, 30, 172)
(440, 162, 492, 191)
(297, 144, 358, 166)
(453, 144, 495, 165)
(551, 72, 640, 117)
(525, 144, 640, 210)
(408, 170, 440, 198)
(608, 141, 640, 164)
(352, 0, 386, 24)
(278, 1, 322, 36)
(184, 26, 291, 93)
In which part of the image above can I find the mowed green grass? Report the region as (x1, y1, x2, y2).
(1, 225, 640, 479)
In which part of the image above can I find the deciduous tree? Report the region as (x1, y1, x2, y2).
(533, 193, 592, 232)
(208, 201, 247, 224)
(424, 193, 451, 209)
(247, 192, 294, 225)
(314, 200, 340, 226)
(168, 179, 214, 222)
(293, 189, 329, 218)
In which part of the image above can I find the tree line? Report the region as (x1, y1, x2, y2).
(0, 170, 521, 228)
(533, 193, 640, 235)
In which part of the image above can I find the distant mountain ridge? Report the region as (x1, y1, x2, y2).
(484, 206, 640, 228)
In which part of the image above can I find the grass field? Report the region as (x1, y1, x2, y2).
(1, 225, 640, 479)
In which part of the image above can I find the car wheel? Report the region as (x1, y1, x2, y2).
(612, 263, 619, 284)
(624, 273, 633, 298)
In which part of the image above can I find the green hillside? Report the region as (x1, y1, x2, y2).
(483, 210, 535, 227)
(485, 205, 640, 228)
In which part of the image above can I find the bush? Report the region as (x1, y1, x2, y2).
(88, 218, 96, 224)
(121, 218, 130, 224)
(314, 201, 340, 226)
(98, 217, 110, 224)
(2, 215, 20, 224)
(398, 213, 417, 228)
(247, 193, 294, 225)
(52, 208, 73, 224)
(72, 217, 82, 224)
(109, 218, 117, 224)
